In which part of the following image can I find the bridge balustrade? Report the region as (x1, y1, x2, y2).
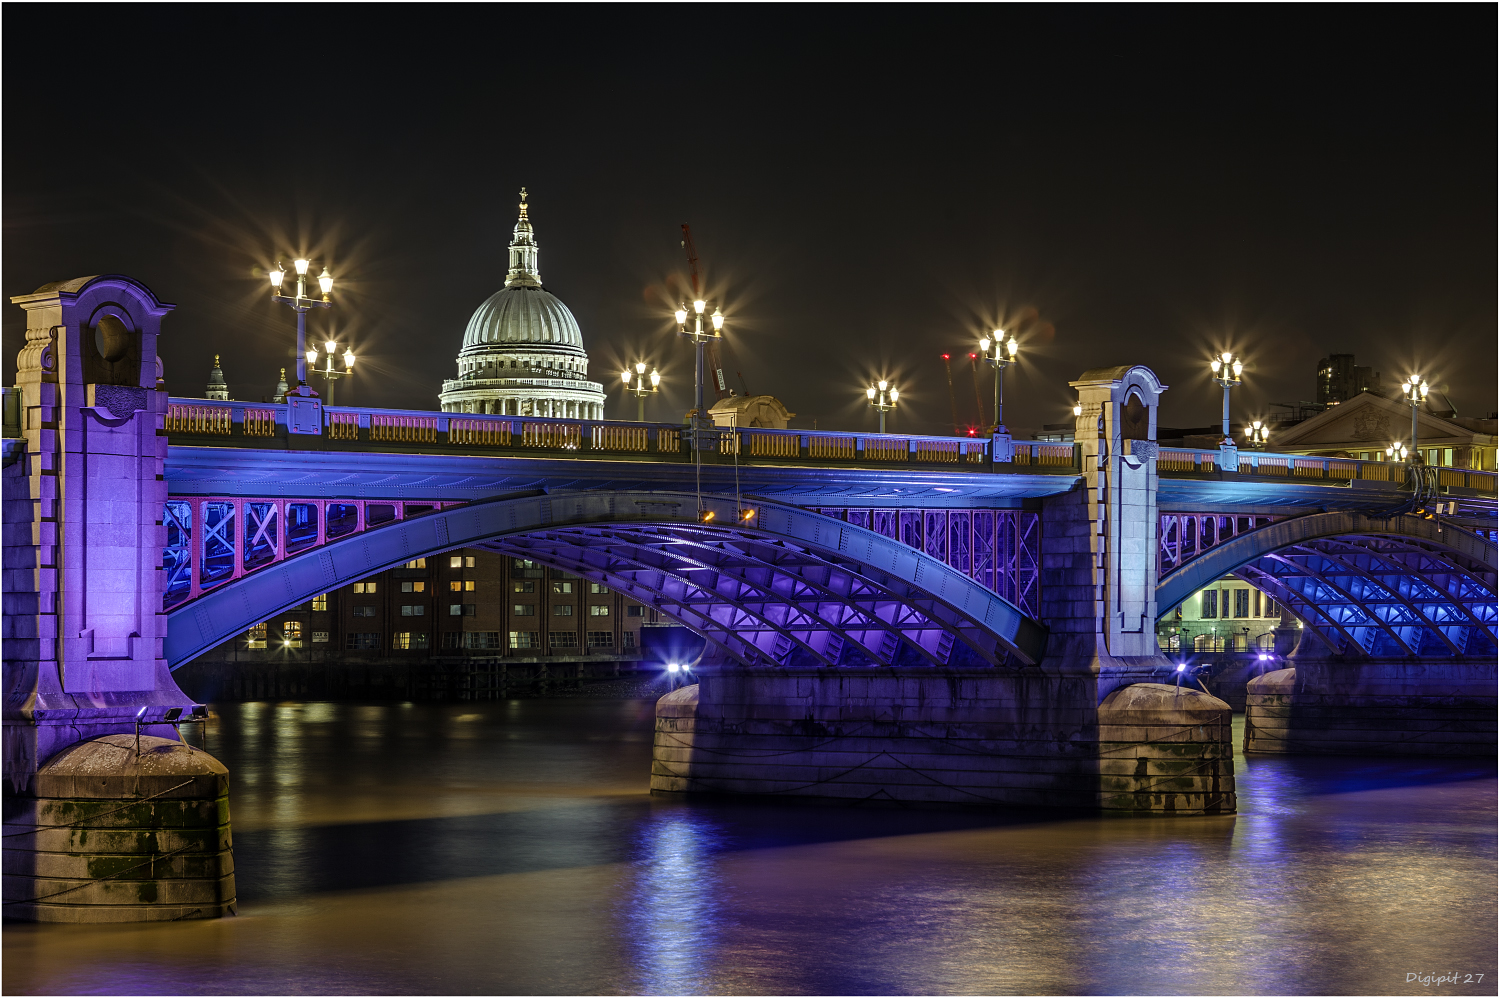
(155, 398, 1498, 495)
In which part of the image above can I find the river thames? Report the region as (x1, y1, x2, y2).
(5, 694, 1494, 996)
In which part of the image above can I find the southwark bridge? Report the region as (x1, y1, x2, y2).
(3, 276, 1495, 920)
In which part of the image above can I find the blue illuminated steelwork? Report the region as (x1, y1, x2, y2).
(1158, 513, 1497, 658)
(163, 491, 1048, 669)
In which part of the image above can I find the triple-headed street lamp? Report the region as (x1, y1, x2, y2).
(978, 330, 1019, 433)
(269, 259, 334, 398)
(308, 336, 356, 406)
(865, 380, 899, 433)
(1209, 352, 1244, 444)
(621, 361, 661, 422)
(1244, 419, 1270, 449)
(1385, 440, 1410, 462)
(1401, 373, 1430, 462)
(673, 299, 724, 436)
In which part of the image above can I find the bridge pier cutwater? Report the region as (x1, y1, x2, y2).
(3, 274, 1494, 919)
(3, 277, 234, 921)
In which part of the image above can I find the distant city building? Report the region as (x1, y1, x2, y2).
(439, 190, 606, 418)
(1270, 391, 1497, 469)
(271, 367, 289, 404)
(1316, 353, 1382, 405)
(205, 355, 229, 401)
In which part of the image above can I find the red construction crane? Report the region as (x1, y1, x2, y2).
(681, 224, 749, 401)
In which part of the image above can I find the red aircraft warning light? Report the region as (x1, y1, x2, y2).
(941, 353, 950, 360)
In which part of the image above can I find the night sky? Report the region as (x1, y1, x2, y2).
(5, 7, 1495, 437)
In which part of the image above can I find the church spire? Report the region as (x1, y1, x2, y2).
(506, 187, 542, 288)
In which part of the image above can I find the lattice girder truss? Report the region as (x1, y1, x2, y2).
(483, 523, 1016, 669)
(1235, 534, 1497, 658)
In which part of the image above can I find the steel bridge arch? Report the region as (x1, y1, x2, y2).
(1157, 512, 1498, 658)
(164, 491, 1048, 670)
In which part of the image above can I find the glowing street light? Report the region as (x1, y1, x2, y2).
(268, 257, 334, 398)
(1385, 440, 1409, 462)
(307, 333, 356, 406)
(674, 298, 724, 436)
(866, 379, 899, 434)
(1243, 419, 1270, 449)
(620, 360, 661, 422)
(977, 329, 1019, 433)
(1209, 351, 1244, 444)
(1401, 373, 1430, 462)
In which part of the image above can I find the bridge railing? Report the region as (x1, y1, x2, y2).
(160, 398, 1082, 474)
(1157, 446, 1497, 493)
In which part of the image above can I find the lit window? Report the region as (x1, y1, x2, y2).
(401, 605, 426, 616)
(450, 556, 463, 568)
(246, 623, 267, 649)
(513, 604, 535, 616)
(465, 581, 475, 591)
(312, 630, 329, 644)
(513, 580, 535, 593)
(590, 583, 609, 595)
(283, 621, 302, 640)
(552, 580, 574, 594)
(392, 632, 429, 650)
(509, 631, 539, 649)
(450, 581, 463, 592)
(466, 556, 475, 568)
(589, 605, 610, 617)
(401, 581, 426, 593)
(553, 604, 573, 616)
(311, 594, 328, 611)
(449, 604, 476, 616)
(354, 582, 377, 594)
(404, 559, 427, 569)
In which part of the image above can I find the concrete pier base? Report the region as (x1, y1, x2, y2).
(652, 670, 1235, 813)
(2, 734, 236, 922)
(1245, 664, 1498, 757)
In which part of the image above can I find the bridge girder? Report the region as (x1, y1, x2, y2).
(163, 491, 1048, 670)
(1157, 512, 1497, 659)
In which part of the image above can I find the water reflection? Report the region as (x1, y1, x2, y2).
(3, 700, 1493, 997)
(622, 811, 727, 995)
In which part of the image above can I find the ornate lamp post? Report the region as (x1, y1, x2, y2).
(268, 259, 334, 398)
(1243, 419, 1270, 449)
(1401, 373, 1429, 462)
(674, 299, 723, 438)
(1385, 440, 1410, 463)
(865, 380, 899, 433)
(307, 335, 355, 406)
(977, 330, 1019, 432)
(1209, 352, 1243, 444)
(620, 361, 661, 422)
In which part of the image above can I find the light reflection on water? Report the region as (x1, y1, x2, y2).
(2, 700, 1493, 996)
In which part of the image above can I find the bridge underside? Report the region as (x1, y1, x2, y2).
(1157, 513, 1497, 659)
(479, 523, 1016, 669)
(163, 492, 1048, 670)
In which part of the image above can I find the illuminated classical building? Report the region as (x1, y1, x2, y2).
(439, 190, 606, 418)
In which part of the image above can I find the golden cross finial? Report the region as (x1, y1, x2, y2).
(213, 354, 220, 366)
(518, 187, 529, 219)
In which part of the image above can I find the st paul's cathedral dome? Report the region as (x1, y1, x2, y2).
(439, 190, 606, 419)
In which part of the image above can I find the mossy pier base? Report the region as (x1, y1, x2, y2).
(3, 734, 236, 922)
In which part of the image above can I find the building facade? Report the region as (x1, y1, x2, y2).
(439, 190, 606, 418)
(1316, 353, 1382, 405)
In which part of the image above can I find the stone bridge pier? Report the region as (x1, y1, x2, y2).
(3, 277, 234, 921)
(653, 365, 1236, 813)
